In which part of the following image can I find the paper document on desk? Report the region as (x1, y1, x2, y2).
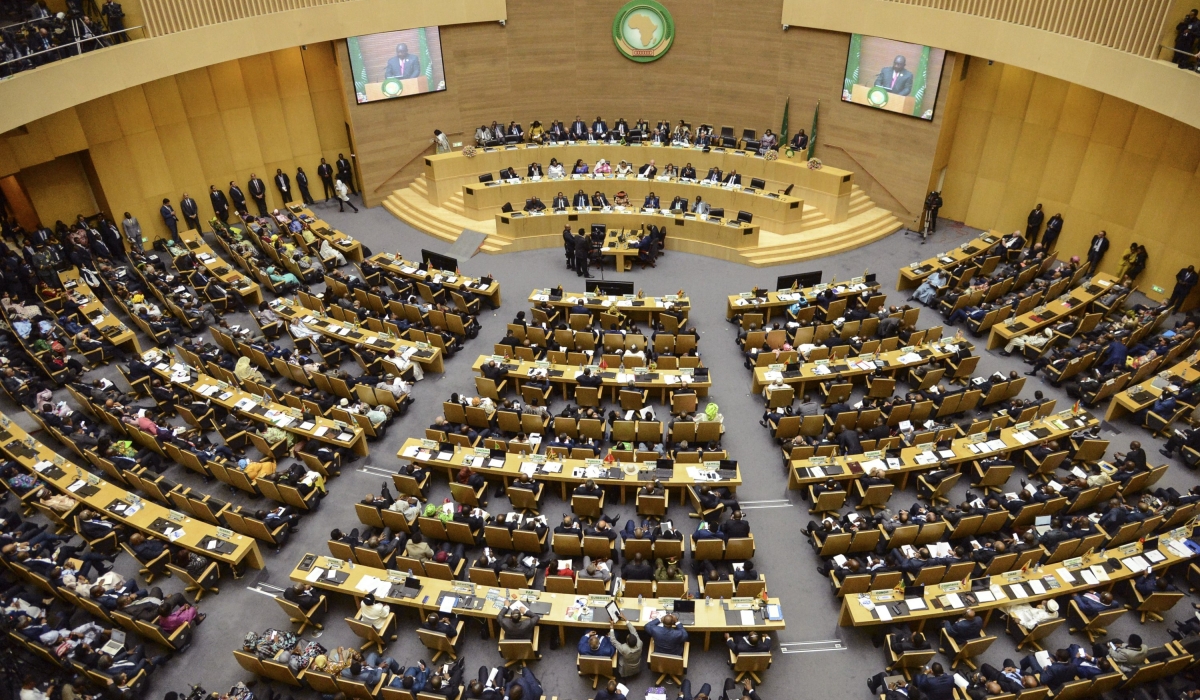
(1027, 580, 1046, 595)
(1144, 549, 1166, 563)
(876, 606, 892, 622)
(306, 567, 324, 582)
(1089, 565, 1109, 582)
(1009, 583, 1028, 599)
(974, 590, 995, 603)
(986, 439, 1007, 451)
(440, 597, 456, 613)
(905, 598, 927, 611)
(1080, 570, 1099, 585)
(1122, 555, 1150, 572)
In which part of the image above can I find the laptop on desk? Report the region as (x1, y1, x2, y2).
(672, 598, 696, 625)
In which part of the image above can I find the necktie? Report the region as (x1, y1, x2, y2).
(891, 73, 897, 89)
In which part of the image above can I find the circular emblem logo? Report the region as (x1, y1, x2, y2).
(613, 0, 674, 63)
(867, 86, 890, 107)
(381, 78, 403, 96)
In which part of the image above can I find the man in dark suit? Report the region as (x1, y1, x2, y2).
(296, 167, 314, 205)
(638, 160, 657, 178)
(941, 609, 982, 644)
(274, 168, 292, 204)
(180, 192, 200, 231)
(570, 116, 587, 141)
(591, 191, 609, 208)
(384, 43, 421, 79)
(552, 192, 568, 209)
(336, 154, 357, 195)
(1043, 213, 1063, 250)
(723, 170, 741, 186)
(248, 174, 267, 216)
(228, 181, 247, 215)
(209, 185, 229, 223)
(159, 198, 179, 242)
(574, 229, 591, 278)
(912, 663, 954, 700)
(523, 197, 546, 213)
(874, 55, 914, 96)
(1087, 230, 1109, 276)
(572, 190, 590, 209)
(704, 166, 722, 183)
(591, 116, 608, 139)
(1026, 203, 1044, 245)
(643, 192, 660, 209)
(317, 158, 336, 201)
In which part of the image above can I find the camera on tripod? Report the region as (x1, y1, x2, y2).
(919, 190, 942, 243)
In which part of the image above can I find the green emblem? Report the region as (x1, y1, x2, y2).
(613, 0, 674, 63)
(866, 87, 889, 107)
(381, 78, 403, 97)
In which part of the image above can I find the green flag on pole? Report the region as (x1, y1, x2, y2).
(348, 36, 368, 98)
(779, 97, 790, 151)
(417, 27, 434, 86)
(808, 100, 820, 160)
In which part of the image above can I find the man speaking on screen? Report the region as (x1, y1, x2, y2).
(874, 55, 913, 96)
(385, 43, 421, 79)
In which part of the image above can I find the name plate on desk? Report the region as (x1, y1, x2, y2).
(216, 527, 234, 540)
(1063, 557, 1083, 569)
(863, 451, 883, 460)
(421, 439, 438, 449)
(168, 510, 186, 523)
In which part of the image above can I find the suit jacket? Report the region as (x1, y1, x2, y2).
(210, 190, 229, 212)
(296, 171, 308, 188)
(229, 185, 246, 208)
(723, 173, 741, 185)
(644, 196, 660, 209)
(638, 164, 657, 178)
(912, 672, 955, 700)
(317, 163, 334, 180)
(275, 173, 290, 193)
(1088, 235, 1110, 259)
(573, 193, 590, 208)
(160, 204, 177, 224)
(180, 197, 198, 218)
(875, 67, 914, 96)
(249, 178, 266, 199)
(384, 54, 420, 78)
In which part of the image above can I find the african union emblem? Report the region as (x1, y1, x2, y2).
(612, 0, 674, 63)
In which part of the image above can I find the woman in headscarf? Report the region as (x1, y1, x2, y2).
(318, 239, 346, 267)
(594, 158, 612, 175)
(266, 266, 300, 290)
(234, 356, 266, 384)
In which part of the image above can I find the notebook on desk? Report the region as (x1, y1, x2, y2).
(100, 629, 125, 656)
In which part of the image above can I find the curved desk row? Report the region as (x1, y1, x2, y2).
(464, 175, 805, 232)
(424, 142, 853, 223)
(495, 209, 759, 261)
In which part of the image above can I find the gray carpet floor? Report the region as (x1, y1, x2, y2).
(12, 194, 1198, 700)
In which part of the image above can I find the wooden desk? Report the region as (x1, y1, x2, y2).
(496, 209, 759, 260)
(789, 409, 1100, 491)
(526, 290, 689, 324)
(142, 348, 369, 456)
(291, 554, 782, 650)
(1105, 354, 1200, 422)
(0, 416, 263, 569)
(397, 437, 738, 503)
(839, 535, 1195, 628)
(369, 252, 502, 308)
(896, 233, 1001, 291)
(750, 337, 970, 394)
(272, 297, 445, 374)
(987, 274, 1118, 350)
(57, 267, 141, 355)
(471, 354, 710, 402)
(465, 176, 805, 232)
(179, 229, 264, 306)
(287, 205, 364, 263)
(423, 141, 853, 222)
(726, 280, 879, 321)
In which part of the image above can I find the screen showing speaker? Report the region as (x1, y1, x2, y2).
(347, 27, 447, 104)
(841, 34, 945, 120)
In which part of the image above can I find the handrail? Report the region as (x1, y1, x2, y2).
(371, 131, 465, 194)
(0, 25, 142, 68)
(823, 142, 913, 216)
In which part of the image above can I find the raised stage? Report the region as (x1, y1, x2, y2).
(384, 142, 902, 266)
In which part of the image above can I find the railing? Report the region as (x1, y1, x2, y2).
(0, 26, 144, 71)
(823, 143, 914, 217)
(140, 0, 357, 37)
(882, 0, 1173, 58)
(372, 132, 465, 194)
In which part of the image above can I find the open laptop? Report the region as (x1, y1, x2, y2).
(100, 629, 125, 656)
(1034, 515, 1052, 535)
(672, 598, 696, 625)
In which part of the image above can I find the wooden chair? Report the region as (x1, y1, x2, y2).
(729, 648, 772, 684)
(648, 638, 689, 685)
(346, 610, 397, 653)
(1068, 599, 1126, 643)
(418, 619, 465, 662)
(854, 480, 894, 513)
(578, 651, 617, 688)
(1130, 587, 1184, 623)
(1003, 614, 1062, 652)
(940, 627, 996, 670)
(917, 471, 960, 505)
(808, 485, 847, 514)
(636, 489, 668, 517)
(498, 627, 541, 667)
(275, 592, 327, 635)
(166, 559, 220, 601)
(571, 492, 605, 520)
(119, 541, 170, 584)
(885, 634, 936, 678)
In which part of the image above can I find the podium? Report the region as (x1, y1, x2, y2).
(364, 77, 429, 101)
(850, 83, 916, 116)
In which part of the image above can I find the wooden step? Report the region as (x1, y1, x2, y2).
(409, 177, 429, 197)
(444, 193, 466, 215)
(384, 187, 507, 253)
(740, 208, 902, 266)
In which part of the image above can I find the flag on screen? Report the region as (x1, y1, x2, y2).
(347, 37, 368, 97)
(808, 100, 819, 160)
(779, 97, 789, 149)
(417, 27, 434, 85)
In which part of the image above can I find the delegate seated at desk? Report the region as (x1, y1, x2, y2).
(680, 163, 696, 180)
(874, 55, 913, 96)
(592, 191, 610, 208)
(638, 161, 657, 178)
(552, 192, 568, 209)
(692, 196, 710, 215)
(573, 190, 590, 208)
(704, 167, 721, 183)
(523, 197, 546, 213)
(723, 171, 741, 186)
(527, 162, 543, 177)
(668, 195, 688, 212)
(643, 192, 660, 209)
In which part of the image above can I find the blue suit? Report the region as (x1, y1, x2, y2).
(941, 616, 982, 644)
(645, 618, 689, 655)
(1073, 592, 1117, 616)
(912, 672, 955, 700)
(507, 667, 543, 700)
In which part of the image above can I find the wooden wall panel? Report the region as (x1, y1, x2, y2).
(943, 57, 1200, 301)
(0, 46, 348, 236)
(338, 0, 952, 222)
(22, 154, 98, 225)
